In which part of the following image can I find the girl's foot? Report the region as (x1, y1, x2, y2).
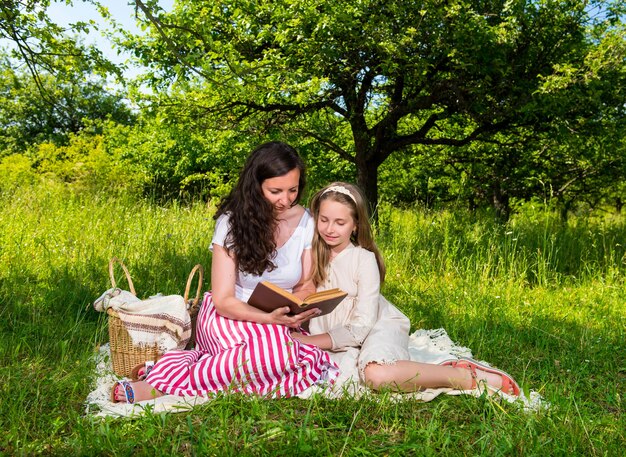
(110, 380, 164, 403)
(441, 357, 521, 397)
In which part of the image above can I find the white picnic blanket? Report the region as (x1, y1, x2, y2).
(85, 328, 547, 418)
(93, 288, 191, 353)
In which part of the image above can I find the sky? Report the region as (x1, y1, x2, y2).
(46, 0, 174, 77)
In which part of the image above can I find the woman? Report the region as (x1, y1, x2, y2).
(112, 142, 338, 403)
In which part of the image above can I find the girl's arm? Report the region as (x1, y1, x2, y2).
(211, 244, 318, 327)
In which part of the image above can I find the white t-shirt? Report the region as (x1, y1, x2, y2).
(210, 209, 314, 302)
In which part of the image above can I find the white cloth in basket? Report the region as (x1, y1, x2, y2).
(93, 288, 191, 352)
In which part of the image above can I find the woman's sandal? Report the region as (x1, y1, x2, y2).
(439, 357, 521, 397)
(130, 361, 155, 381)
(110, 380, 135, 404)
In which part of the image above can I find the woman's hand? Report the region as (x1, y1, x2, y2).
(268, 307, 320, 328)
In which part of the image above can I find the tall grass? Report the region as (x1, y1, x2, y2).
(1, 182, 624, 455)
(378, 203, 626, 287)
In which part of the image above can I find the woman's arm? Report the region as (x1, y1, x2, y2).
(211, 244, 317, 327)
(210, 244, 266, 320)
(291, 248, 316, 300)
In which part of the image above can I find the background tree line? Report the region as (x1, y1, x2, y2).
(1, 0, 625, 219)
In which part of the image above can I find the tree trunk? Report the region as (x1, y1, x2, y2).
(468, 194, 478, 212)
(492, 184, 510, 222)
(559, 200, 570, 222)
(355, 155, 379, 222)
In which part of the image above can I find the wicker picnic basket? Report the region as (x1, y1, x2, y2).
(106, 257, 204, 377)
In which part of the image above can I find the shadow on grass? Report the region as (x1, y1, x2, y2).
(0, 246, 211, 362)
(383, 283, 624, 418)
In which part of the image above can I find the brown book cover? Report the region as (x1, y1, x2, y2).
(248, 281, 347, 316)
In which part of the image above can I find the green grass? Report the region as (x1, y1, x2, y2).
(1, 181, 624, 456)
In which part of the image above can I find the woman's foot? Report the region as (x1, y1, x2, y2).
(130, 361, 155, 381)
(110, 380, 164, 403)
(441, 357, 521, 397)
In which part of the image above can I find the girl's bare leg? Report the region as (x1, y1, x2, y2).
(364, 361, 504, 392)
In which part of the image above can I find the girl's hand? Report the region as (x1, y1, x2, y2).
(268, 307, 320, 328)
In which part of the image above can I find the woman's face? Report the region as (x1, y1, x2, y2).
(261, 168, 300, 213)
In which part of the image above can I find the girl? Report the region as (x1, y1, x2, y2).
(291, 182, 520, 396)
(112, 142, 338, 403)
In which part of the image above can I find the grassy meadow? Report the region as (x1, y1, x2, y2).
(0, 181, 624, 456)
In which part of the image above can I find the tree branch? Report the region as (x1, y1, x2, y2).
(291, 127, 354, 163)
(133, 0, 219, 84)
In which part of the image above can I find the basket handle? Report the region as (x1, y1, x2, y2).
(108, 257, 136, 296)
(184, 264, 204, 314)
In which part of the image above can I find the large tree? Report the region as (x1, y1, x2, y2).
(124, 0, 625, 207)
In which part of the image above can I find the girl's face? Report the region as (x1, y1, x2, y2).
(317, 199, 357, 255)
(261, 168, 300, 213)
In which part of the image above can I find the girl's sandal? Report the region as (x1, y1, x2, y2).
(439, 357, 521, 397)
(110, 380, 135, 404)
(130, 361, 155, 381)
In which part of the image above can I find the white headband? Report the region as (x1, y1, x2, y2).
(322, 185, 357, 203)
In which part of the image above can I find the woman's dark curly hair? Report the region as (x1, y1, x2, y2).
(215, 141, 306, 275)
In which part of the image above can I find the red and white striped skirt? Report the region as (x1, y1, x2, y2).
(144, 292, 339, 398)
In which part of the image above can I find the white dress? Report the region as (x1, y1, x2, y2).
(308, 243, 411, 380)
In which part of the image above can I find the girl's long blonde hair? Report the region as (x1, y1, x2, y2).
(310, 182, 385, 286)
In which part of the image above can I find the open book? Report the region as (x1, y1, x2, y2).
(247, 281, 347, 316)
